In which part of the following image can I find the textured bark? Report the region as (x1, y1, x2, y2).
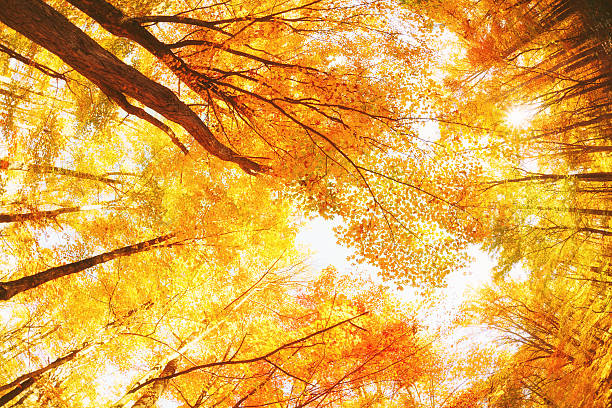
(0, 346, 84, 406)
(0, 159, 121, 185)
(489, 171, 612, 185)
(131, 359, 178, 408)
(0, 378, 35, 407)
(65, 0, 214, 94)
(0, 206, 83, 223)
(0, 233, 175, 301)
(0, 347, 81, 391)
(0, 0, 262, 174)
(530, 206, 612, 217)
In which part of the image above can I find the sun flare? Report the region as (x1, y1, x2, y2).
(505, 105, 539, 129)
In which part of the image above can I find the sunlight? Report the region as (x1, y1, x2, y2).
(295, 216, 356, 274)
(157, 397, 182, 408)
(0, 303, 27, 327)
(0, 304, 13, 326)
(417, 119, 441, 146)
(505, 104, 539, 129)
(94, 365, 139, 403)
(295, 218, 495, 316)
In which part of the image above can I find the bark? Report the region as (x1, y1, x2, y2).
(0, 43, 66, 80)
(67, 0, 299, 76)
(488, 171, 612, 186)
(0, 346, 86, 407)
(131, 359, 178, 408)
(0, 159, 121, 185)
(556, 145, 612, 155)
(0, 0, 262, 174)
(0, 233, 175, 301)
(533, 225, 612, 237)
(577, 227, 612, 237)
(64, 0, 228, 157)
(0, 346, 84, 406)
(527, 206, 612, 217)
(0, 378, 35, 407)
(0, 206, 83, 223)
(536, 113, 612, 137)
(65, 0, 214, 91)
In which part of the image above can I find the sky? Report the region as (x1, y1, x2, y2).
(293, 215, 521, 386)
(295, 216, 496, 317)
(0, 24, 543, 407)
(292, 115, 502, 321)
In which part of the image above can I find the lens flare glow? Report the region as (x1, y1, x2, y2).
(505, 105, 539, 129)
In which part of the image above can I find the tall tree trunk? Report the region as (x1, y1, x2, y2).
(0, 345, 84, 406)
(523, 206, 612, 217)
(553, 144, 612, 155)
(0, 0, 262, 174)
(65, 0, 214, 95)
(533, 225, 612, 237)
(0, 159, 122, 185)
(536, 113, 612, 137)
(0, 233, 176, 301)
(0, 377, 36, 407)
(0, 206, 84, 223)
(131, 359, 178, 408)
(488, 171, 612, 186)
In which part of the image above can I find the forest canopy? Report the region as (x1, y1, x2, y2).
(0, 0, 610, 407)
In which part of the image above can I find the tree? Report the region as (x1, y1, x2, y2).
(0, 345, 85, 406)
(409, 1, 612, 407)
(460, 277, 612, 408)
(0, 233, 177, 300)
(0, 252, 442, 407)
(1, 0, 609, 406)
(0, 0, 484, 287)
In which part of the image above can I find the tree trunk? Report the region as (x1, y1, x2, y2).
(0, 0, 263, 174)
(488, 171, 612, 186)
(0, 378, 36, 407)
(0, 159, 122, 185)
(131, 359, 178, 408)
(0, 233, 175, 301)
(0, 206, 84, 223)
(65, 0, 213, 95)
(0, 346, 84, 406)
(528, 206, 612, 217)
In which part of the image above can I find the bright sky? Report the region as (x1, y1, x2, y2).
(294, 215, 512, 380)
(295, 216, 495, 314)
(505, 103, 541, 129)
(293, 116, 496, 317)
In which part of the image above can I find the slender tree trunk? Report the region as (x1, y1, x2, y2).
(556, 145, 612, 155)
(488, 171, 612, 186)
(578, 227, 612, 237)
(0, 346, 84, 406)
(0, 159, 121, 185)
(0, 43, 66, 80)
(536, 113, 612, 136)
(0, 233, 176, 301)
(533, 225, 612, 237)
(0, 206, 84, 223)
(0, 0, 262, 174)
(526, 206, 612, 217)
(131, 359, 178, 408)
(0, 377, 35, 407)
